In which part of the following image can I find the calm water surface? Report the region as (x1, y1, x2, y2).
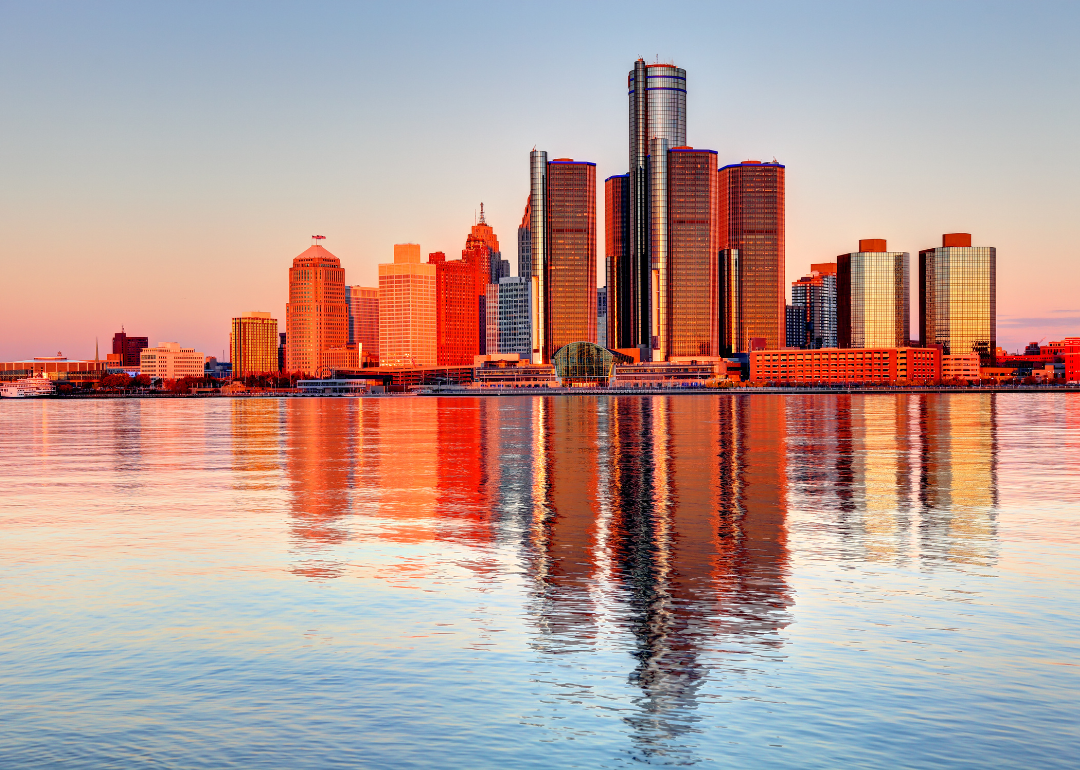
(1, 394, 1078, 768)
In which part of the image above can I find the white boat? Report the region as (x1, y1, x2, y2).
(1, 374, 56, 398)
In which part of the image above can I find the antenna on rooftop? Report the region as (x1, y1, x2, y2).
(479, 202, 486, 225)
(312, 234, 326, 245)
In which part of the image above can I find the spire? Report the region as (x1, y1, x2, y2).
(479, 202, 486, 225)
(95, 337, 99, 361)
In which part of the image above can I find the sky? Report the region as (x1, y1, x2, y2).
(1, 0, 1078, 360)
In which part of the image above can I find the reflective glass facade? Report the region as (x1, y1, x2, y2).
(719, 249, 740, 355)
(231, 313, 279, 375)
(518, 196, 532, 282)
(604, 174, 629, 348)
(529, 150, 547, 361)
(838, 247, 910, 349)
(346, 286, 379, 362)
(790, 266, 837, 349)
(552, 341, 633, 384)
(597, 287, 608, 349)
(666, 148, 720, 358)
(628, 60, 686, 350)
(545, 160, 597, 359)
(492, 277, 531, 358)
(920, 241, 996, 363)
(718, 162, 786, 351)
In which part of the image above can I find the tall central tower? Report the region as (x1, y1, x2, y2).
(627, 59, 686, 353)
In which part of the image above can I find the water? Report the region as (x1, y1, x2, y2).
(1, 394, 1077, 768)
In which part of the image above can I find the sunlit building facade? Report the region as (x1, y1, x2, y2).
(750, 346, 941, 383)
(597, 287, 608, 348)
(488, 277, 531, 358)
(719, 248, 740, 355)
(111, 331, 148, 368)
(838, 239, 910, 349)
(285, 243, 348, 375)
(346, 286, 379, 364)
(429, 250, 479, 366)
(919, 233, 996, 363)
(230, 311, 279, 375)
(604, 173, 630, 349)
(718, 161, 786, 351)
(790, 263, 837, 349)
(378, 244, 436, 367)
(664, 147, 720, 359)
(140, 342, 207, 379)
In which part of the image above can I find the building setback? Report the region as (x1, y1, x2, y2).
(231, 312, 279, 375)
(378, 244, 436, 367)
(838, 239, 910, 349)
(285, 243, 348, 375)
(346, 286, 379, 364)
(718, 160, 786, 352)
(920, 233, 996, 364)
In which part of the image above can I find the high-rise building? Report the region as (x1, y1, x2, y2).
(469, 203, 506, 284)
(285, 242, 348, 375)
(485, 276, 531, 358)
(718, 160, 786, 351)
(429, 249, 480, 366)
(719, 248, 740, 355)
(597, 287, 608, 349)
(230, 311, 279, 375)
(518, 196, 532, 282)
(626, 59, 687, 353)
(604, 174, 629, 349)
(278, 332, 286, 372)
(919, 233, 996, 364)
(664, 147, 721, 359)
(542, 158, 597, 360)
(378, 244, 436, 367)
(790, 263, 837, 349)
(346, 286, 379, 364)
(838, 239, 910, 349)
(112, 331, 149, 368)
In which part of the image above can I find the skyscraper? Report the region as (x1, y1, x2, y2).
(231, 311, 279, 375)
(596, 287, 608, 349)
(544, 158, 597, 360)
(429, 249, 480, 366)
(285, 242, 348, 375)
(111, 330, 149, 368)
(838, 239, 910, 348)
(378, 244, 436, 367)
(790, 263, 837, 349)
(920, 233, 996, 364)
(664, 147, 721, 359)
(719, 248, 740, 355)
(529, 150, 548, 362)
(485, 276, 531, 358)
(718, 160, 786, 351)
(627, 59, 687, 353)
(346, 286, 379, 364)
(518, 196, 532, 283)
(604, 173, 629, 350)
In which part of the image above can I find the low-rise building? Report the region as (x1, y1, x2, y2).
(140, 343, 206, 380)
(749, 347, 941, 383)
(942, 353, 981, 380)
(321, 343, 360, 372)
(613, 358, 727, 387)
(473, 354, 558, 387)
(0, 353, 113, 382)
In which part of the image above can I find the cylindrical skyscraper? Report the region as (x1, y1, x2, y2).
(626, 59, 686, 355)
(529, 150, 548, 363)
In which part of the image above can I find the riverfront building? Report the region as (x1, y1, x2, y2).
(285, 242, 348, 375)
(230, 312, 279, 376)
(346, 286, 379, 364)
(750, 346, 941, 383)
(378, 244, 436, 367)
(718, 160, 786, 352)
(919, 233, 996, 364)
(111, 331, 148, 368)
(0, 354, 113, 382)
(486, 277, 531, 358)
(604, 173, 629, 349)
(789, 263, 838, 349)
(140, 342, 207, 379)
(838, 239, 910, 349)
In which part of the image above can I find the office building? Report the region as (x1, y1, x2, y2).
(486, 277, 531, 358)
(230, 312, 279, 376)
(379, 243, 436, 367)
(278, 332, 286, 372)
(469, 203, 507, 284)
(838, 239, 910, 349)
(285, 241, 348, 375)
(518, 197, 532, 282)
(719, 248, 740, 355)
(718, 160, 786, 351)
(536, 157, 597, 360)
(112, 331, 148, 368)
(663, 147, 720, 359)
(346, 286, 379, 364)
(750, 346, 940, 383)
(919, 233, 996, 364)
(942, 352, 981, 380)
(140, 342, 207, 379)
(790, 263, 837, 349)
(604, 173, 629, 349)
(429, 249, 480, 366)
(625, 59, 687, 352)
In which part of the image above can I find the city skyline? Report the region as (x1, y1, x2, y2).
(2, 2, 1078, 360)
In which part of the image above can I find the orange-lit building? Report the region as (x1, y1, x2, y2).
(605, 173, 630, 350)
(112, 331, 148, 368)
(230, 311, 279, 376)
(0, 354, 112, 381)
(664, 147, 721, 359)
(378, 244, 436, 367)
(942, 352, 981, 380)
(346, 286, 379, 365)
(838, 239, 910, 349)
(285, 242, 348, 375)
(718, 161, 786, 351)
(544, 159, 597, 359)
(429, 249, 480, 366)
(140, 342, 207, 379)
(749, 346, 941, 383)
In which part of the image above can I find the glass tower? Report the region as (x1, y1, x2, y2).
(529, 150, 547, 363)
(604, 174, 629, 350)
(544, 159, 597, 360)
(838, 239, 910, 349)
(790, 264, 837, 349)
(718, 161, 786, 351)
(920, 233, 996, 363)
